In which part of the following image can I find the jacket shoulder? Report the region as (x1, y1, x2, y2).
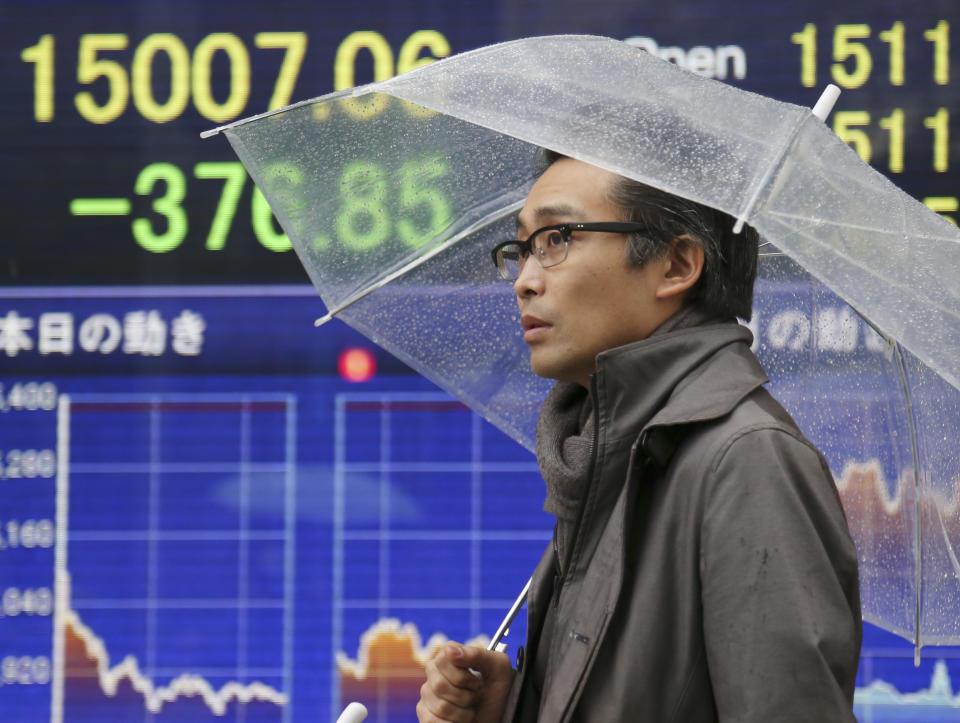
(658, 385, 841, 515)
(689, 385, 818, 460)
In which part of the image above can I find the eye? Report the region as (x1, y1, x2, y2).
(543, 230, 565, 248)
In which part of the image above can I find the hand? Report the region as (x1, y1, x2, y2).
(417, 642, 515, 723)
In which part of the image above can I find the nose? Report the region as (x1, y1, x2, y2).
(513, 255, 544, 300)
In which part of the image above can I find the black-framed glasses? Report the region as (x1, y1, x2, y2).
(490, 222, 650, 281)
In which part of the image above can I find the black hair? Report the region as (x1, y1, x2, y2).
(538, 149, 759, 320)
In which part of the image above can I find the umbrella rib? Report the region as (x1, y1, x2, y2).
(893, 342, 924, 665)
(764, 216, 960, 326)
(314, 200, 525, 327)
(766, 210, 959, 241)
(937, 508, 960, 588)
(200, 88, 356, 138)
(732, 114, 810, 233)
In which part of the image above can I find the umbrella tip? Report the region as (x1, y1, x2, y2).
(315, 313, 334, 327)
(811, 84, 841, 122)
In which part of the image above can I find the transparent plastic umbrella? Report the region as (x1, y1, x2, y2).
(202, 35, 960, 657)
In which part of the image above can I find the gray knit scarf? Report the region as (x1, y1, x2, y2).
(535, 307, 720, 564)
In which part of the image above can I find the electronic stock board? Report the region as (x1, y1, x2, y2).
(2, 1, 958, 720)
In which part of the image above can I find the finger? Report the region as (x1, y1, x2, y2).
(431, 645, 483, 691)
(425, 660, 479, 708)
(418, 679, 477, 723)
(417, 696, 452, 723)
(458, 646, 513, 682)
(416, 698, 439, 723)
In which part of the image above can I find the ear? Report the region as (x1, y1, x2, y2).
(654, 235, 704, 301)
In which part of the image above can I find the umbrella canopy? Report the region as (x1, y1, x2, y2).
(202, 35, 960, 655)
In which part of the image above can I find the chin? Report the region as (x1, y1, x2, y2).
(529, 355, 587, 387)
(528, 356, 560, 381)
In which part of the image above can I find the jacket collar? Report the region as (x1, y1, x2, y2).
(591, 321, 768, 466)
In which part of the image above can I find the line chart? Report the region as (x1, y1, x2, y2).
(61, 594, 289, 714)
(51, 394, 297, 722)
(331, 391, 551, 721)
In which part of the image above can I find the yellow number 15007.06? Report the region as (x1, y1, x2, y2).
(21, 30, 450, 125)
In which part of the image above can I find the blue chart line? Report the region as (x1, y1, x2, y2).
(53, 394, 297, 722)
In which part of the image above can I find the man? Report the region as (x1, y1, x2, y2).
(416, 153, 861, 722)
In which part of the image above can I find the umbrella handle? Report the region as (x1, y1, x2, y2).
(487, 577, 532, 652)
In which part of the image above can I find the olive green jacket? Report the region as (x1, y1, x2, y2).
(504, 323, 861, 722)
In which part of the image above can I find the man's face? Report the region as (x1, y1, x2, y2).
(514, 158, 676, 387)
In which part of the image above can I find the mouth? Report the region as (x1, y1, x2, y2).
(521, 314, 551, 341)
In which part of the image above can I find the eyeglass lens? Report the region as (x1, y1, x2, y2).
(496, 227, 568, 280)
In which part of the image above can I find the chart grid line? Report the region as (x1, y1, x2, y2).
(341, 462, 539, 473)
(68, 531, 288, 542)
(145, 398, 160, 714)
(377, 399, 392, 723)
(69, 462, 290, 474)
(378, 402, 391, 622)
(282, 395, 297, 723)
(470, 413, 482, 636)
(71, 599, 287, 609)
(340, 530, 551, 542)
(341, 599, 524, 609)
(331, 394, 347, 722)
(50, 394, 71, 723)
(237, 399, 251, 723)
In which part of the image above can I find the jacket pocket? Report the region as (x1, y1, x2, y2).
(539, 606, 612, 722)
